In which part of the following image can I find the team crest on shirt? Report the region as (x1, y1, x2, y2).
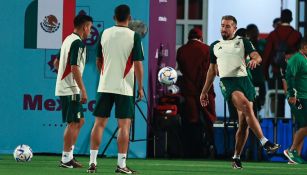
(40, 15, 60, 33)
(234, 41, 240, 48)
(219, 81, 226, 92)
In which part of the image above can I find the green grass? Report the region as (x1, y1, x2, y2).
(0, 155, 307, 175)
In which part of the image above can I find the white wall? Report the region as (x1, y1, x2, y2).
(208, 0, 297, 44)
(207, 0, 296, 117)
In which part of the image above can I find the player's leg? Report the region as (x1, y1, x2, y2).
(63, 122, 74, 157)
(297, 139, 304, 156)
(114, 94, 136, 174)
(117, 118, 131, 166)
(60, 95, 84, 168)
(234, 110, 249, 156)
(284, 99, 307, 164)
(70, 118, 84, 160)
(61, 122, 84, 168)
(291, 127, 307, 151)
(87, 93, 113, 173)
(88, 117, 109, 172)
(284, 127, 307, 164)
(231, 91, 280, 153)
(231, 91, 263, 139)
(232, 110, 248, 169)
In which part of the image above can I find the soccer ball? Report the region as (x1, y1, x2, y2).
(158, 66, 177, 85)
(13, 144, 33, 162)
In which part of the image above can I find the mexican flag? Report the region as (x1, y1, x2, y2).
(24, 0, 75, 49)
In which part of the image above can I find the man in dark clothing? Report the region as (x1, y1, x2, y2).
(263, 9, 302, 118)
(246, 24, 266, 110)
(177, 28, 216, 157)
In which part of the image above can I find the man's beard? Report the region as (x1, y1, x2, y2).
(221, 33, 233, 40)
(221, 32, 228, 40)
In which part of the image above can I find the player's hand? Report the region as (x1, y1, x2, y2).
(288, 97, 296, 105)
(137, 88, 144, 101)
(96, 59, 102, 72)
(80, 90, 88, 104)
(53, 58, 59, 70)
(200, 93, 209, 107)
(248, 59, 259, 70)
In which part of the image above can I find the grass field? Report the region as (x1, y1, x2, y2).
(0, 154, 306, 175)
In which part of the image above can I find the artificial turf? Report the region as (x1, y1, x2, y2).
(0, 155, 306, 175)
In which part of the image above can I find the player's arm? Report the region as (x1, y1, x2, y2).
(201, 42, 218, 93)
(133, 33, 145, 101)
(243, 38, 262, 69)
(96, 56, 103, 72)
(285, 56, 299, 104)
(71, 65, 87, 103)
(96, 31, 104, 72)
(134, 61, 144, 100)
(200, 63, 217, 107)
(249, 51, 262, 69)
(70, 40, 87, 103)
(200, 42, 218, 106)
(53, 50, 61, 70)
(201, 64, 217, 95)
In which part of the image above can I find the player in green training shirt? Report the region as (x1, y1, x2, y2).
(284, 37, 307, 164)
(200, 15, 280, 169)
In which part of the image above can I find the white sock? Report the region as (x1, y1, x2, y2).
(118, 153, 127, 168)
(69, 145, 74, 160)
(61, 151, 71, 163)
(260, 137, 268, 146)
(90, 150, 98, 166)
(232, 155, 240, 159)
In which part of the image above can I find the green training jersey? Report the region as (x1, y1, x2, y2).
(286, 52, 307, 99)
(96, 26, 144, 96)
(55, 33, 86, 96)
(210, 36, 256, 78)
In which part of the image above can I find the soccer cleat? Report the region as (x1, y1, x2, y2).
(263, 141, 281, 154)
(72, 157, 83, 167)
(283, 149, 305, 164)
(87, 163, 97, 173)
(115, 165, 137, 174)
(232, 158, 243, 169)
(59, 159, 83, 168)
(287, 160, 297, 165)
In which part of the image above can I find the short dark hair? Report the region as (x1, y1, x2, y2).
(246, 24, 258, 31)
(300, 37, 307, 49)
(115, 4, 130, 22)
(73, 14, 93, 28)
(221, 15, 237, 25)
(281, 9, 293, 23)
(246, 24, 259, 40)
(188, 28, 202, 40)
(235, 28, 247, 37)
(273, 18, 281, 25)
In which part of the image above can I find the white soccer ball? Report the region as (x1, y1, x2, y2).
(158, 66, 177, 85)
(13, 144, 33, 162)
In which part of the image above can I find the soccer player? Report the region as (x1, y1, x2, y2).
(55, 14, 93, 168)
(87, 4, 144, 174)
(200, 15, 280, 169)
(283, 37, 307, 164)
